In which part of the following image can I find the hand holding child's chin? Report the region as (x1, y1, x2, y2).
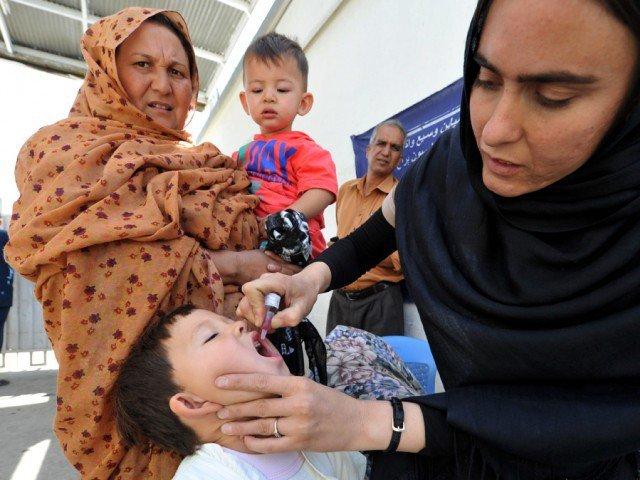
(213, 368, 290, 407)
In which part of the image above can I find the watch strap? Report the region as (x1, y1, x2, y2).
(384, 397, 405, 453)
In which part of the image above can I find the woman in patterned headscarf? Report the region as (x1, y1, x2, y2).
(5, 7, 296, 479)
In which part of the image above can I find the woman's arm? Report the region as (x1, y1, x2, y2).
(213, 373, 427, 454)
(317, 206, 396, 292)
(355, 399, 427, 453)
(381, 184, 397, 227)
(207, 249, 301, 286)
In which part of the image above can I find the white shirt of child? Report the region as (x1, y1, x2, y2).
(172, 443, 366, 480)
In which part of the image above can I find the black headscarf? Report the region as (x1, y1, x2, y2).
(394, 0, 640, 475)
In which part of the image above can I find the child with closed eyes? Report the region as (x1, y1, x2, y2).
(113, 304, 366, 480)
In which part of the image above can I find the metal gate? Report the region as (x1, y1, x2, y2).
(1, 215, 50, 366)
(2, 273, 47, 353)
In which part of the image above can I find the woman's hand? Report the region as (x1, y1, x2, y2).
(207, 249, 301, 286)
(235, 250, 301, 285)
(258, 217, 268, 239)
(236, 262, 332, 330)
(214, 374, 369, 453)
(214, 373, 428, 454)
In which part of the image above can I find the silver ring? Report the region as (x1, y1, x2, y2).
(273, 418, 282, 438)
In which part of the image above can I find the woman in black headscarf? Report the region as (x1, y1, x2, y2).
(210, 0, 640, 478)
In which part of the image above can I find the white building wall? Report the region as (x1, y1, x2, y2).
(201, 0, 477, 336)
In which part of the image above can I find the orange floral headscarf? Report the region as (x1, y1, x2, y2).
(71, 8, 199, 140)
(5, 7, 258, 479)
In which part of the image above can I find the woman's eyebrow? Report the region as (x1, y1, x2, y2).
(474, 53, 500, 74)
(130, 52, 187, 68)
(518, 71, 598, 85)
(474, 52, 598, 85)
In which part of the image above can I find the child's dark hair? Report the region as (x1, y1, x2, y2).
(243, 32, 309, 90)
(113, 304, 198, 457)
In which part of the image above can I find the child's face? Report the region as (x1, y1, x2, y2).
(240, 56, 313, 135)
(165, 309, 289, 406)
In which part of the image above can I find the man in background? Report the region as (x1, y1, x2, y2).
(326, 119, 406, 336)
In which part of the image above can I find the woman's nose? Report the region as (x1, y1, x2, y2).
(150, 70, 171, 95)
(481, 89, 524, 147)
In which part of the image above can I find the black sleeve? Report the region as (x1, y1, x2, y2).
(404, 397, 454, 457)
(312, 208, 396, 292)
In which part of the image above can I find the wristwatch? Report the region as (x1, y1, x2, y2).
(384, 397, 405, 453)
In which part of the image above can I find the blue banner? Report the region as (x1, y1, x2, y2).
(351, 78, 463, 178)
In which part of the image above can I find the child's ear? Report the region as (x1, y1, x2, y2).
(297, 92, 314, 116)
(169, 392, 223, 419)
(239, 91, 250, 115)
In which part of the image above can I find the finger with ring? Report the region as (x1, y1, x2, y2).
(273, 417, 283, 438)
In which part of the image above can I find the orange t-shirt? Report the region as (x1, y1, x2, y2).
(336, 175, 403, 291)
(235, 131, 338, 257)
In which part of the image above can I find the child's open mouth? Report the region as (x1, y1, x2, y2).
(251, 331, 282, 360)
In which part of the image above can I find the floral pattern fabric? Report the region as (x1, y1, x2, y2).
(4, 7, 258, 479)
(326, 326, 424, 400)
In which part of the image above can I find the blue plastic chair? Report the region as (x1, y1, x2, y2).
(382, 335, 437, 394)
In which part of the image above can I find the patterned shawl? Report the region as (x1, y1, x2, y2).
(5, 7, 258, 479)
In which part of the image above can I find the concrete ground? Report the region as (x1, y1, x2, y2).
(0, 370, 77, 480)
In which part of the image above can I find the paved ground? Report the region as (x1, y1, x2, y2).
(0, 370, 77, 480)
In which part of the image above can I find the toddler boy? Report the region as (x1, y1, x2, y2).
(235, 32, 338, 259)
(113, 305, 365, 479)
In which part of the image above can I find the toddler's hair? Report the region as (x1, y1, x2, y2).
(243, 31, 309, 90)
